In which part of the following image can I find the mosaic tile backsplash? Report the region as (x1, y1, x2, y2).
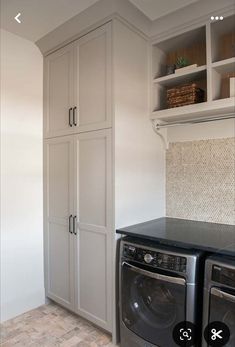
(166, 137, 235, 225)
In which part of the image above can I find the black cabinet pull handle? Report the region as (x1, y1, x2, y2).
(69, 215, 73, 233)
(73, 107, 77, 126)
(73, 216, 77, 235)
(69, 108, 73, 127)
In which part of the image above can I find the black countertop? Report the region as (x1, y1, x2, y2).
(117, 217, 235, 256)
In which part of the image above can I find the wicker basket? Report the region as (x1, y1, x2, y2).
(167, 83, 205, 108)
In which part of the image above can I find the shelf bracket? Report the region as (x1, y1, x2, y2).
(151, 120, 169, 150)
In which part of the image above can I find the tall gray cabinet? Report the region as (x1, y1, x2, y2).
(44, 22, 112, 331)
(43, 18, 164, 337)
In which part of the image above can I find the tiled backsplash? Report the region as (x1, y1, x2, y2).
(166, 137, 235, 225)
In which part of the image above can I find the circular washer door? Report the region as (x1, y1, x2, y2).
(121, 262, 186, 346)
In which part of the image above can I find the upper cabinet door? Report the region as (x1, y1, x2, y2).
(44, 44, 75, 138)
(75, 23, 112, 132)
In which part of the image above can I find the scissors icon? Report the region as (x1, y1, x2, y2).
(211, 328, 223, 340)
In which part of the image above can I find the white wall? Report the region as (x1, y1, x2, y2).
(113, 20, 165, 228)
(0, 29, 44, 322)
(167, 119, 235, 143)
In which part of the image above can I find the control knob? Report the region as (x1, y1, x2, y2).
(144, 253, 154, 264)
(127, 246, 136, 258)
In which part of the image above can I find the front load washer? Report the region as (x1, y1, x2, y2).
(119, 238, 204, 347)
(202, 256, 235, 347)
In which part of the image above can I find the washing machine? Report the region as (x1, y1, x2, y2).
(202, 256, 235, 347)
(119, 238, 204, 347)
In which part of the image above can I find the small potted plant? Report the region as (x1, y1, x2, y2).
(175, 56, 198, 74)
(176, 56, 189, 69)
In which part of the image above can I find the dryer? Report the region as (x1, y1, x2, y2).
(202, 256, 235, 347)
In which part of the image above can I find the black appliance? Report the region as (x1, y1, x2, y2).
(119, 238, 204, 347)
(202, 256, 235, 347)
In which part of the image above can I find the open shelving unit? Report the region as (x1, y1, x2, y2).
(151, 14, 235, 125)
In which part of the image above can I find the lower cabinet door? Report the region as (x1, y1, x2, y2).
(44, 136, 75, 311)
(74, 129, 112, 332)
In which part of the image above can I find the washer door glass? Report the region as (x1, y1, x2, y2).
(121, 261, 186, 346)
(209, 287, 235, 347)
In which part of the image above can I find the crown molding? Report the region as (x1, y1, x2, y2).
(36, 0, 151, 55)
(36, 0, 235, 56)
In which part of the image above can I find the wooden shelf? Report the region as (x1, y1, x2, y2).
(151, 98, 235, 124)
(212, 57, 235, 74)
(153, 65, 207, 87)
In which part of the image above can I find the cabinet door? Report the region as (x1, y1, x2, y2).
(74, 129, 112, 331)
(44, 44, 74, 138)
(74, 23, 112, 132)
(44, 136, 75, 311)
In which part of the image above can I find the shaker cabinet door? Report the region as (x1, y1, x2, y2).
(44, 22, 112, 138)
(44, 44, 75, 138)
(44, 136, 75, 310)
(74, 129, 112, 331)
(75, 23, 112, 132)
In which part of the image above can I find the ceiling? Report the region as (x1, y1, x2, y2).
(130, 0, 200, 21)
(0, 0, 200, 42)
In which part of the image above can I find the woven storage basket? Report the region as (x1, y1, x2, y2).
(167, 83, 204, 108)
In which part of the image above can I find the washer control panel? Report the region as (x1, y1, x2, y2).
(123, 244, 187, 273)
